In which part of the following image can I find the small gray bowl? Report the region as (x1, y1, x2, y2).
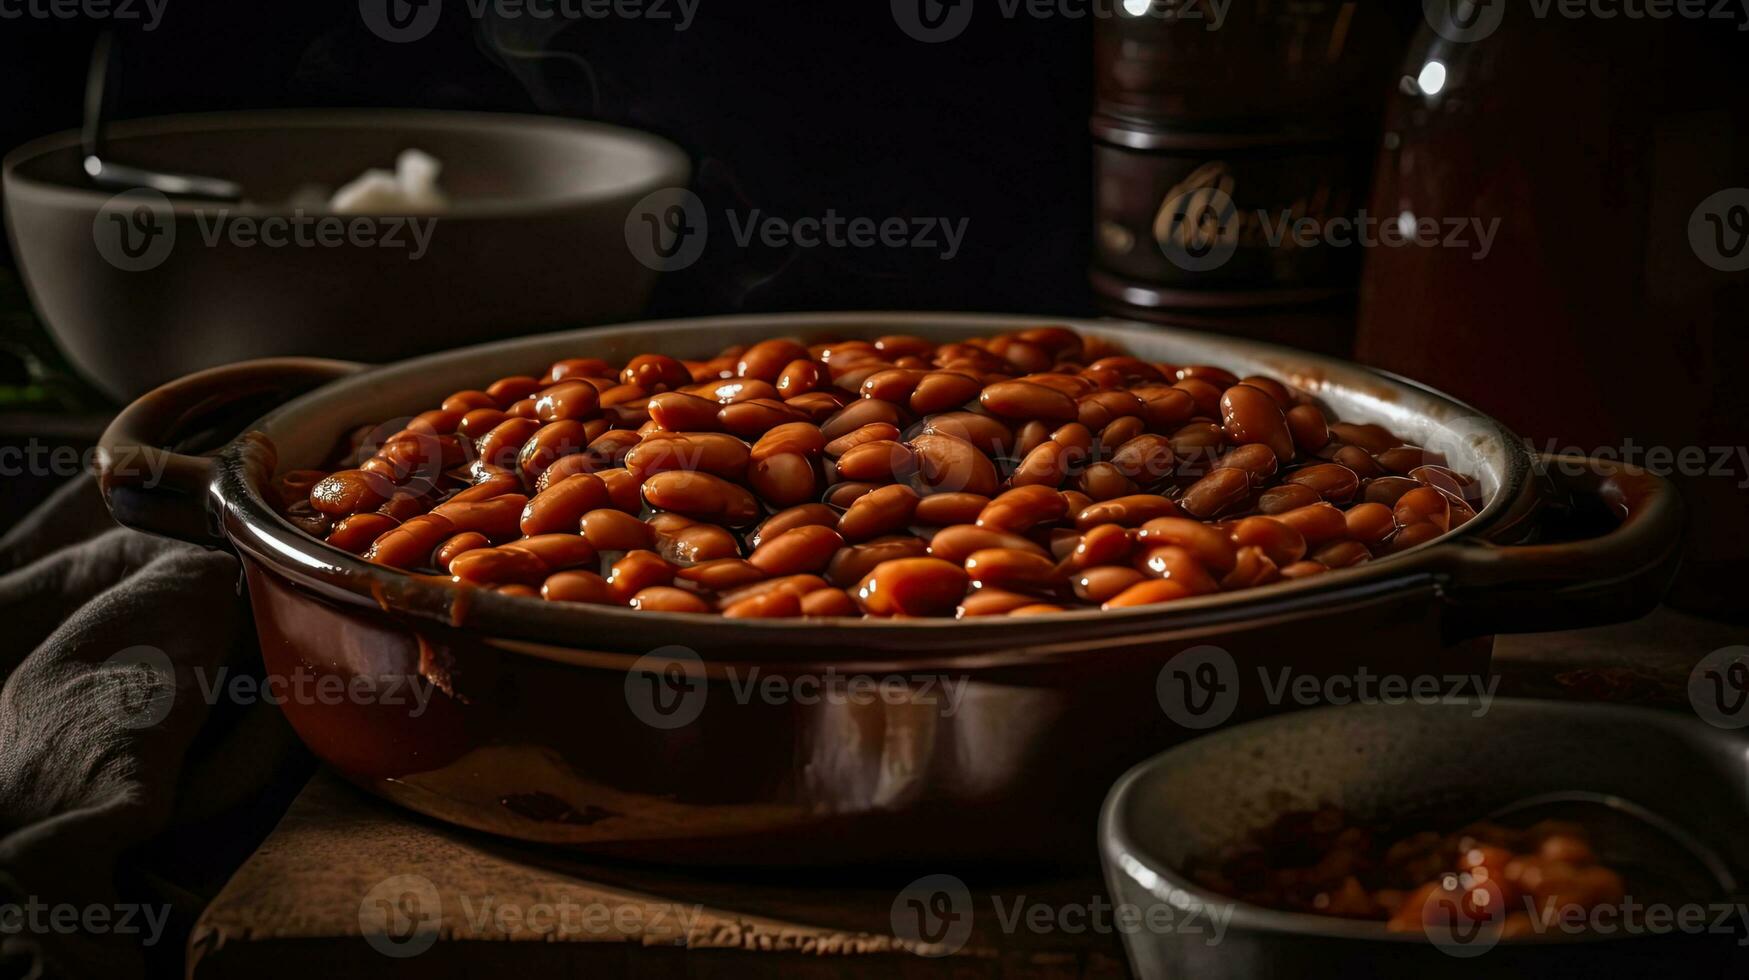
(1101, 699, 1749, 979)
(3, 109, 689, 400)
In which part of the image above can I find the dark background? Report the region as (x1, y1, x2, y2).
(0, 0, 1097, 321)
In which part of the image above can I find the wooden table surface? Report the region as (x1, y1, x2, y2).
(187, 607, 1741, 978)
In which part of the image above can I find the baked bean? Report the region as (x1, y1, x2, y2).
(1103, 434, 1171, 483)
(433, 531, 490, 568)
(673, 559, 765, 593)
(751, 504, 838, 549)
(1134, 545, 1220, 595)
(533, 381, 602, 423)
(1275, 503, 1349, 547)
(1285, 404, 1331, 453)
(1229, 516, 1307, 566)
(311, 469, 394, 516)
(1344, 502, 1396, 545)
(1331, 445, 1385, 481)
(916, 411, 1012, 456)
(520, 473, 610, 536)
(979, 380, 1077, 423)
(1221, 384, 1296, 462)
(913, 492, 989, 527)
(910, 433, 999, 496)
(1133, 387, 1197, 432)
(775, 359, 824, 397)
(1312, 539, 1373, 569)
(749, 525, 845, 576)
(580, 508, 655, 551)
(1388, 521, 1444, 553)
(545, 357, 614, 384)
(826, 535, 930, 586)
(534, 454, 594, 493)
(801, 588, 859, 617)
(856, 558, 969, 616)
(1375, 446, 1434, 475)
(820, 399, 905, 442)
(630, 586, 711, 613)
(824, 422, 902, 457)
(1258, 482, 1322, 514)
(723, 589, 804, 619)
(1361, 476, 1421, 507)
(451, 471, 522, 504)
(1279, 560, 1329, 580)
(750, 421, 827, 461)
(539, 570, 611, 604)
(1393, 486, 1452, 533)
(377, 491, 430, 523)
(1173, 377, 1225, 419)
(575, 471, 629, 514)
(838, 484, 921, 542)
(977, 485, 1069, 533)
(450, 546, 547, 586)
(1286, 463, 1361, 504)
(1409, 464, 1482, 505)
(515, 420, 590, 483)
(327, 513, 400, 554)
(719, 574, 831, 608)
(364, 514, 455, 568)
(1180, 468, 1253, 519)
(929, 524, 1048, 564)
(625, 432, 750, 481)
(1077, 390, 1144, 430)
(647, 391, 723, 432)
(1238, 376, 1293, 408)
(660, 523, 742, 564)
(785, 390, 851, 422)
(824, 481, 880, 510)
(431, 494, 526, 541)
(1221, 546, 1281, 590)
(502, 534, 598, 572)
(1073, 566, 1147, 603)
(622, 354, 692, 392)
(1074, 494, 1180, 529)
(963, 548, 1058, 591)
(1137, 517, 1239, 573)
(1072, 523, 1133, 568)
(737, 339, 810, 381)
(835, 440, 918, 483)
(747, 453, 817, 507)
(1215, 443, 1281, 486)
(1103, 579, 1194, 609)
(642, 470, 761, 524)
(1012, 420, 1050, 460)
(1077, 462, 1138, 502)
(442, 390, 496, 414)
(609, 551, 677, 604)
(957, 588, 1037, 617)
(475, 418, 543, 468)
(1169, 422, 1225, 472)
(486, 376, 543, 406)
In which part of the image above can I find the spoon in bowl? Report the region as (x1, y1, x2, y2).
(81, 32, 242, 200)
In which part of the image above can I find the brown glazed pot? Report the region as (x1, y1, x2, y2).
(97, 314, 1682, 868)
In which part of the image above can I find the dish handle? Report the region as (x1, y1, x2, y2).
(97, 358, 365, 545)
(1438, 453, 1685, 638)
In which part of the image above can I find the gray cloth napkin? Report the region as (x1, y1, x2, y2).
(0, 478, 310, 980)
